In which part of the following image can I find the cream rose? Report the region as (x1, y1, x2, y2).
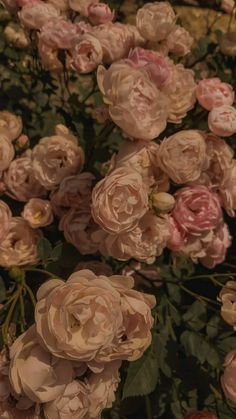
(0, 111, 22, 141)
(18, 2, 60, 29)
(136, 2, 176, 42)
(166, 25, 193, 56)
(0, 132, 14, 172)
(221, 349, 236, 403)
(219, 281, 236, 328)
(39, 18, 79, 50)
(219, 159, 236, 216)
(71, 33, 103, 73)
(22, 198, 53, 229)
(196, 78, 235, 111)
(208, 105, 236, 137)
(0, 200, 12, 242)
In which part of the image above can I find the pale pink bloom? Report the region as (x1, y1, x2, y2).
(126, 23, 146, 48)
(91, 167, 149, 234)
(32, 134, 84, 189)
(126, 47, 171, 88)
(220, 31, 236, 56)
(35, 269, 155, 362)
(201, 223, 231, 268)
(46, 0, 69, 12)
(39, 18, 79, 49)
(38, 38, 63, 72)
(69, 0, 98, 15)
(0, 217, 41, 267)
(4, 22, 30, 49)
(196, 78, 235, 111)
(74, 260, 113, 277)
(4, 153, 46, 202)
(160, 63, 196, 123)
(93, 212, 170, 263)
(172, 185, 223, 236)
(184, 411, 218, 419)
(0, 111, 22, 141)
(219, 159, 236, 216)
(167, 216, 186, 252)
(22, 198, 53, 229)
(97, 62, 168, 140)
(0, 200, 12, 242)
(136, 1, 176, 42)
(219, 280, 236, 329)
(18, 2, 60, 30)
(88, 2, 114, 25)
(0, 133, 14, 172)
(71, 33, 103, 73)
(9, 325, 73, 403)
(221, 349, 236, 403)
(174, 231, 215, 264)
(166, 25, 193, 56)
(44, 380, 89, 419)
(88, 361, 121, 418)
(157, 130, 208, 184)
(208, 105, 236, 137)
(50, 172, 94, 217)
(221, 0, 235, 14)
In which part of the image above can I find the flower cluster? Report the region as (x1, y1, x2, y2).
(0, 269, 155, 418)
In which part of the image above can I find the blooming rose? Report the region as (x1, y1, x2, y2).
(166, 25, 193, 56)
(184, 411, 218, 419)
(208, 105, 236, 137)
(91, 167, 148, 234)
(157, 130, 208, 184)
(196, 78, 235, 111)
(39, 19, 79, 50)
(160, 63, 196, 123)
(71, 33, 103, 73)
(136, 2, 176, 42)
(9, 325, 73, 403)
(200, 223, 231, 268)
(22, 198, 53, 229)
(220, 31, 236, 56)
(219, 159, 236, 216)
(0, 133, 14, 172)
(126, 47, 171, 88)
(93, 212, 170, 263)
(38, 38, 63, 73)
(172, 185, 223, 236)
(88, 2, 114, 25)
(32, 133, 84, 189)
(0, 111, 22, 141)
(219, 281, 236, 328)
(35, 269, 155, 362)
(44, 380, 89, 419)
(0, 217, 41, 267)
(0, 201, 11, 242)
(167, 216, 186, 252)
(18, 2, 60, 29)
(221, 349, 236, 402)
(69, 0, 98, 15)
(221, 0, 235, 14)
(0, 401, 38, 419)
(97, 62, 168, 140)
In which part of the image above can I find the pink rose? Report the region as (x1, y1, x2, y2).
(39, 19, 79, 50)
(221, 349, 236, 403)
(166, 25, 193, 56)
(38, 38, 63, 73)
(136, 2, 176, 42)
(91, 167, 149, 234)
(220, 31, 236, 56)
(88, 2, 114, 25)
(126, 47, 171, 88)
(200, 223, 231, 268)
(18, 2, 60, 29)
(167, 216, 186, 252)
(196, 78, 235, 111)
(0, 200, 12, 242)
(184, 411, 218, 419)
(69, 0, 98, 15)
(22, 198, 53, 228)
(71, 33, 103, 73)
(219, 159, 236, 216)
(35, 269, 155, 362)
(221, 0, 235, 14)
(0, 111, 22, 141)
(0, 217, 41, 267)
(157, 130, 208, 184)
(172, 185, 223, 236)
(0, 132, 14, 172)
(9, 325, 73, 403)
(208, 105, 236, 137)
(219, 280, 236, 328)
(4, 152, 46, 202)
(97, 62, 168, 140)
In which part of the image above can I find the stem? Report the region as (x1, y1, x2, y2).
(19, 294, 26, 333)
(145, 396, 152, 419)
(24, 283, 37, 307)
(2, 285, 23, 344)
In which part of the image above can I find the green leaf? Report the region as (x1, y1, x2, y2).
(182, 301, 207, 331)
(0, 276, 6, 303)
(207, 315, 221, 339)
(50, 243, 63, 261)
(37, 237, 52, 264)
(180, 331, 221, 367)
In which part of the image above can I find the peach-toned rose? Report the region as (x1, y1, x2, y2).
(44, 380, 89, 419)
(0, 217, 41, 267)
(71, 33, 103, 73)
(184, 411, 218, 419)
(221, 0, 235, 14)
(88, 2, 114, 25)
(22, 198, 53, 228)
(88, 361, 121, 418)
(92, 167, 148, 234)
(17, 0, 39, 6)
(4, 152, 46, 202)
(208, 105, 236, 137)
(0, 401, 38, 419)
(0, 133, 14, 172)
(196, 78, 235, 111)
(0, 111, 22, 141)
(46, 0, 69, 11)
(69, 0, 97, 15)
(166, 25, 193, 56)
(32, 133, 84, 189)
(18, 2, 60, 29)
(93, 212, 170, 263)
(221, 349, 236, 402)
(9, 325, 73, 403)
(50, 172, 94, 217)
(157, 130, 208, 184)
(219, 281, 236, 328)
(35, 269, 155, 362)
(219, 159, 236, 216)
(160, 63, 196, 123)
(136, 2, 176, 42)
(74, 260, 113, 276)
(0, 200, 12, 242)
(97, 62, 168, 140)
(38, 38, 63, 73)
(172, 185, 223, 236)
(220, 31, 236, 56)
(200, 223, 231, 268)
(4, 22, 30, 49)
(39, 19, 79, 50)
